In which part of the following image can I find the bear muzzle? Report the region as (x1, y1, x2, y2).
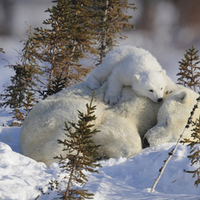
(157, 98, 163, 103)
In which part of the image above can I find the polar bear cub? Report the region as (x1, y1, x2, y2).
(85, 46, 177, 104)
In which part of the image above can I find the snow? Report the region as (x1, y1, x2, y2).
(0, 108, 200, 200)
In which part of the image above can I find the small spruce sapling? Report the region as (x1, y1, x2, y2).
(0, 29, 39, 125)
(52, 92, 101, 199)
(177, 45, 200, 92)
(182, 117, 200, 187)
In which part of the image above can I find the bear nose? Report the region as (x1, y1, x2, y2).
(157, 98, 163, 102)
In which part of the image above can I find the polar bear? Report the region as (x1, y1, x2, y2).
(20, 82, 198, 167)
(145, 85, 200, 146)
(20, 82, 161, 167)
(85, 46, 177, 104)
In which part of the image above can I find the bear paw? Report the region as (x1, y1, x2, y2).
(104, 93, 121, 104)
(86, 75, 101, 90)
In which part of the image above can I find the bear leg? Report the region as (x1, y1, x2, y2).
(104, 75, 123, 104)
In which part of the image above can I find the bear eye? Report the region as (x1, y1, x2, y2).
(161, 87, 163, 90)
(149, 90, 153, 93)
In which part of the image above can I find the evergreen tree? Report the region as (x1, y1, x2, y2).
(0, 28, 39, 109)
(95, 0, 137, 65)
(182, 117, 200, 187)
(0, 63, 36, 125)
(0, 64, 34, 108)
(0, 30, 38, 124)
(54, 92, 101, 199)
(28, 0, 136, 91)
(177, 45, 200, 92)
(29, 0, 99, 90)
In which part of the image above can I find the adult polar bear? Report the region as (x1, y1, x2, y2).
(86, 46, 177, 104)
(20, 82, 161, 167)
(20, 82, 199, 168)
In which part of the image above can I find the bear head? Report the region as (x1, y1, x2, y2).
(144, 87, 199, 146)
(133, 70, 167, 103)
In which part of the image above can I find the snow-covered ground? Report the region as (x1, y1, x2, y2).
(0, 108, 200, 200)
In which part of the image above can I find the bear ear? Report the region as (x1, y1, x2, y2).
(134, 74, 140, 83)
(161, 69, 166, 76)
(176, 91, 189, 103)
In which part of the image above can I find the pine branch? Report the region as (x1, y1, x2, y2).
(177, 45, 200, 92)
(51, 92, 101, 199)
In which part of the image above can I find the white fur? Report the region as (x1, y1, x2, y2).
(20, 82, 161, 167)
(145, 85, 200, 146)
(20, 82, 198, 167)
(85, 46, 177, 104)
